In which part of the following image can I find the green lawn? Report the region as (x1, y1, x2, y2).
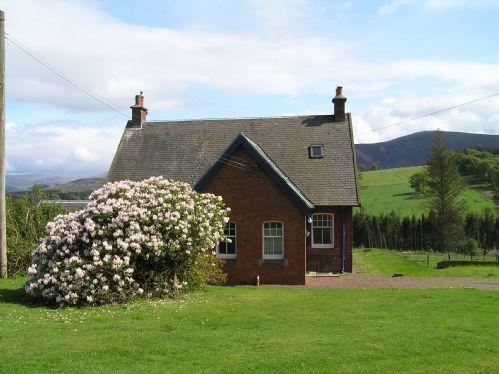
(355, 248, 499, 278)
(358, 166, 496, 216)
(1, 278, 498, 373)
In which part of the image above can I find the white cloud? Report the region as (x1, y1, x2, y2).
(3, 0, 353, 111)
(381, 97, 398, 105)
(5, 0, 499, 110)
(7, 119, 122, 175)
(73, 147, 99, 162)
(250, 0, 313, 30)
(4, 0, 499, 108)
(378, 0, 415, 16)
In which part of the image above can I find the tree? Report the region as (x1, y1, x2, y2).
(424, 131, 466, 258)
(409, 171, 427, 194)
(491, 168, 499, 205)
(462, 238, 479, 260)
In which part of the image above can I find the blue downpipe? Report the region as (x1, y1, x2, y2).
(342, 207, 346, 273)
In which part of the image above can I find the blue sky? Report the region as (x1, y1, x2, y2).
(3, 0, 499, 176)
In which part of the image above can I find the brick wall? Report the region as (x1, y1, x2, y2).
(201, 146, 307, 285)
(306, 206, 353, 273)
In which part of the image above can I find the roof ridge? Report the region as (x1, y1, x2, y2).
(143, 113, 339, 124)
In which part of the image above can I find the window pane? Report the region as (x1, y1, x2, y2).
(273, 238, 283, 254)
(227, 240, 236, 254)
(264, 238, 273, 254)
(313, 228, 322, 244)
(322, 228, 332, 244)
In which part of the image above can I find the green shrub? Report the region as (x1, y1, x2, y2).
(6, 187, 66, 276)
(462, 238, 480, 260)
(25, 178, 230, 306)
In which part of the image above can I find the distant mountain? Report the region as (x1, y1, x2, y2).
(356, 131, 499, 169)
(45, 178, 106, 194)
(6, 174, 75, 191)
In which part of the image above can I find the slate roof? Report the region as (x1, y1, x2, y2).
(107, 114, 360, 207)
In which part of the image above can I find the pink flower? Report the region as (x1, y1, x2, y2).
(75, 268, 85, 279)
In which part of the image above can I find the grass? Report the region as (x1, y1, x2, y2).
(0, 278, 498, 373)
(354, 248, 499, 278)
(358, 166, 496, 216)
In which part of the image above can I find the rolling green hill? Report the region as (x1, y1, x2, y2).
(45, 178, 105, 194)
(358, 166, 496, 216)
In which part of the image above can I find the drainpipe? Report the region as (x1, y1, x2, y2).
(341, 207, 346, 273)
(306, 212, 312, 273)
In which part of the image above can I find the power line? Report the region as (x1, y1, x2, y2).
(4, 32, 130, 120)
(217, 158, 245, 170)
(357, 92, 499, 137)
(219, 155, 247, 168)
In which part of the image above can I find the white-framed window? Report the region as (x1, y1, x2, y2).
(309, 145, 324, 159)
(312, 213, 334, 248)
(217, 221, 236, 259)
(262, 221, 284, 259)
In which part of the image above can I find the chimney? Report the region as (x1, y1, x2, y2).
(130, 91, 148, 126)
(332, 86, 347, 122)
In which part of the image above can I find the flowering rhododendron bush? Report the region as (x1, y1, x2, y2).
(25, 177, 230, 306)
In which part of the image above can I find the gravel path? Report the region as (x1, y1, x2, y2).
(305, 273, 499, 290)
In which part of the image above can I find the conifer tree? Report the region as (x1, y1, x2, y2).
(424, 131, 466, 257)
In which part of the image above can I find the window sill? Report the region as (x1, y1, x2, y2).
(221, 258, 237, 265)
(259, 259, 288, 267)
(311, 245, 334, 249)
(217, 255, 237, 260)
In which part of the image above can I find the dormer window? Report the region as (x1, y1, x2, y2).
(309, 145, 323, 159)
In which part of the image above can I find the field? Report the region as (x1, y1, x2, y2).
(358, 166, 496, 216)
(1, 278, 498, 373)
(354, 248, 499, 278)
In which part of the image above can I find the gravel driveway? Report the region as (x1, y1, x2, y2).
(305, 273, 499, 290)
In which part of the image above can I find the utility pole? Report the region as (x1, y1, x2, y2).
(0, 9, 7, 278)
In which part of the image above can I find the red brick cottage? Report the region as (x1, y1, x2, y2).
(107, 87, 360, 285)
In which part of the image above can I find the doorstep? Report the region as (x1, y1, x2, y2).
(306, 272, 341, 277)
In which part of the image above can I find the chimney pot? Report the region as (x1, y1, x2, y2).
(135, 94, 142, 106)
